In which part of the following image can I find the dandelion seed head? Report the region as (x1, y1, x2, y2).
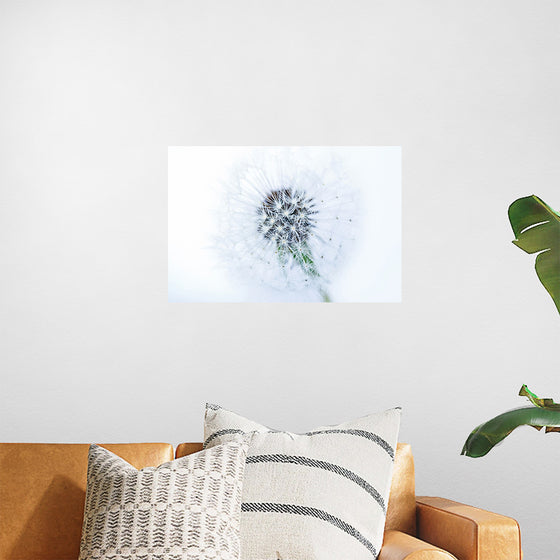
(216, 148, 358, 293)
(256, 187, 315, 249)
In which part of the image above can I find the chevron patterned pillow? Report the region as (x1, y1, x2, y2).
(79, 441, 249, 560)
(204, 405, 401, 560)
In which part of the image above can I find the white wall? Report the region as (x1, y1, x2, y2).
(1, 1, 559, 558)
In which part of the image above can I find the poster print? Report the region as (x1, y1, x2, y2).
(169, 146, 401, 302)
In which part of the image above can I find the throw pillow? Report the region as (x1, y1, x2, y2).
(204, 404, 401, 560)
(79, 440, 249, 560)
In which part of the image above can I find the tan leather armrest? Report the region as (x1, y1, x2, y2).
(416, 496, 522, 560)
(379, 530, 457, 560)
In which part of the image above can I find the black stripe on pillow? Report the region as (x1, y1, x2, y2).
(203, 429, 246, 448)
(205, 428, 394, 458)
(304, 429, 395, 459)
(247, 454, 386, 512)
(241, 502, 377, 557)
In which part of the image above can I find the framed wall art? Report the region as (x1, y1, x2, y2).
(168, 146, 401, 302)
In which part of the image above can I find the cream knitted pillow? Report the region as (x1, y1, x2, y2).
(204, 405, 401, 560)
(79, 441, 248, 560)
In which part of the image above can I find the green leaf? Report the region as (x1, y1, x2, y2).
(461, 406, 560, 458)
(289, 243, 320, 279)
(508, 195, 560, 314)
(519, 384, 560, 410)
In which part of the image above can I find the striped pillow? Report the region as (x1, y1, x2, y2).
(204, 405, 401, 560)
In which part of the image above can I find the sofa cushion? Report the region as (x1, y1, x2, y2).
(79, 441, 248, 560)
(204, 404, 401, 560)
(0, 443, 173, 560)
(385, 443, 416, 536)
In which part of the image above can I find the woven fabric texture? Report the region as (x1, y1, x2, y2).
(204, 405, 401, 560)
(79, 441, 248, 560)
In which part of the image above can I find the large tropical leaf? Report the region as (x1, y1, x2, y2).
(461, 386, 560, 458)
(508, 195, 560, 314)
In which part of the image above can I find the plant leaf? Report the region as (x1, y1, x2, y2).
(461, 406, 560, 458)
(508, 195, 560, 314)
(289, 243, 320, 279)
(519, 384, 560, 409)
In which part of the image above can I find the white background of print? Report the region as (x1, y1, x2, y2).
(168, 146, 401, 302)
(1, 2, 559, 558)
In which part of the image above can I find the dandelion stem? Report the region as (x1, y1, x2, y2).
(319, 288, 332, 302)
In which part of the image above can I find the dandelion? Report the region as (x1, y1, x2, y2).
(217, 148, 357, 301)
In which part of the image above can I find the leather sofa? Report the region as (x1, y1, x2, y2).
(0, 442, 522, 560)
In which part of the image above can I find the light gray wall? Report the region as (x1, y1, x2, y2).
(1, 1, 559, 557)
